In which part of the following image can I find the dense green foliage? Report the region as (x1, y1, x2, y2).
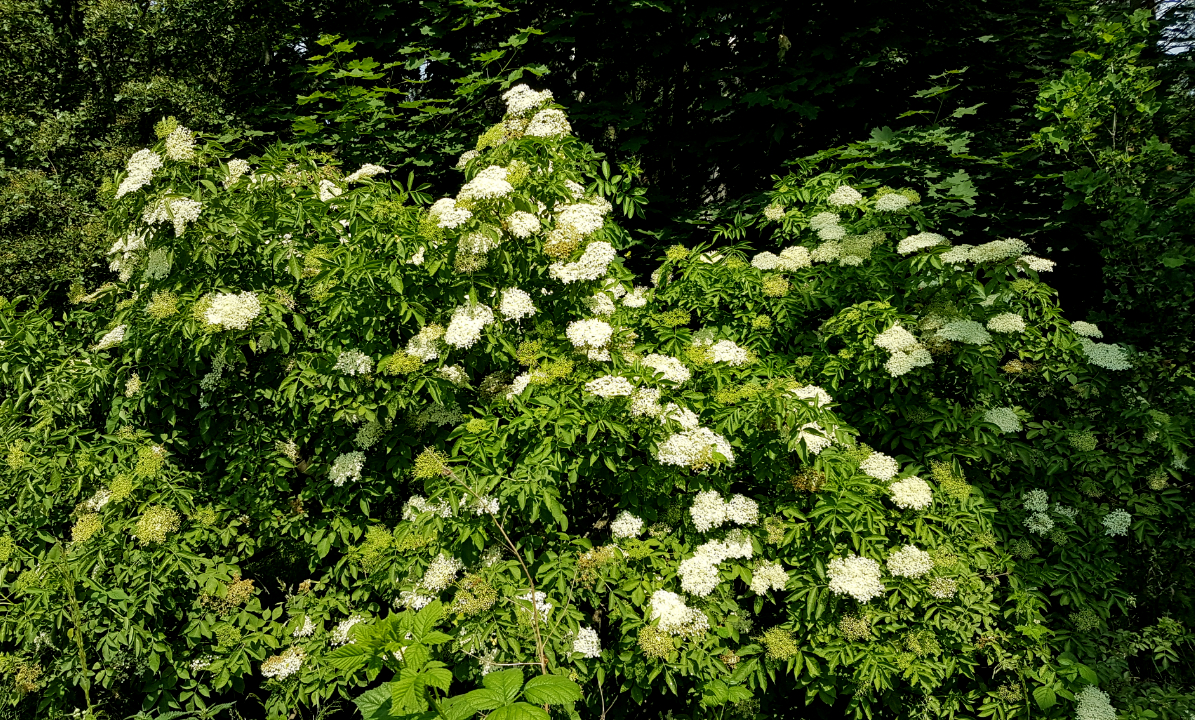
(0, 87, 1191, 720)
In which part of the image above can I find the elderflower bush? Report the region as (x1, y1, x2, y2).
(0, 90, 1190, 720)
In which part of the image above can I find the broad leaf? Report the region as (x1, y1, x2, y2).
(482, 668, 525, 704)
(521, 675, 582, 705)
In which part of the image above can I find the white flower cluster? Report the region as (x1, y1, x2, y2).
(827, 185, 863, 206)
(936, 319, 992, 345)
(556, 203, 607, 237)
(421, 554, 463, 591)
(1017, 255, 1055, 272)
(875, 193, 911, 211)
(751, 246, 812, 271)
(107, 231, 147, 281)
(94, 324, 127, 351)
(971, 238, 1029, 263)
(889, 476, 933, 510)
(984, 407, 1022, 433)
(458, 165, 513, 200)
(143, 196, 203, 237)
(678, 534, 753, 596)
(400, 590, 434, 610)
(659, 403, 700, 431)
(703, 339, 751, 366)
(330, 615, 367, 646)
(345, 164, 387, 183)
(827, 554, 885, 603)
(986, 313, 1026, 333)
(407, 325, 444, 362)
(498, 287, 537, 321)
(809, 211, 845, 240)
(549, 241, 618, 283)
(1071, 321, 1103, 338)
(1102, 509, 1132, 537)
(763, 204, 786, 221)
(457, 150, 479, 168)
(145, 247, 170, 280)
(566, 319, 613, 350)
(642, 354, 690, 384)
(506, 211, 540, 238)
(261, 646, 305, 680)
(585, 375, 636, 398)
(329, 451, 365, 487)
(896, 232, 947, 255)
(658, 427, 735, 469)
(606, 511, 644, 540)
(792, 385, 833, 406)
(586, 292, 616, 316)
(1073, 686, 1117, 720)
(444, 304, 495, 349)
(1026, 512, 1054, 535)
(502, 84, 554, 116)
(205, 291, 262, 330)
(749, 560, 789, 595)
(1079, 338, 1132, 371)
(334, 349, 373, 376)
(564, 180, 585, 197)
(886, 545, 934, 578)
(84, 489, 112, 512)
(928, 577, 958, 599)
(438, 365, 468, 387)
(165, 126, 196, 161)
(629, 388, 663, 417)
(1023, 489, 1049, 512)
(649, 589, 709, 636)
(469, 495, 499, 515)
(859, 451, 900, 481)
(116, 149, 163, 198)
(429, 198, 472, 228)
(687, 491, 755, 531)
(796, 422, 833, 455)
(525, 108, 572, 137)
(623, 286, 650, 308)
(318, 179, 343, 202)
(873, 323, 932, 377)
(292, 615, 316, 638)
(403, 495, 452, 520)
(516, 591, 553, 621)
(572, 627, 601, 658)
(1054, 503, 1078, 522)
(225, 159, 251, 187)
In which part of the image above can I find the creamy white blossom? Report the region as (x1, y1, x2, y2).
(749, 560, 789, 594)
(572, 627, 601, 658)
(318, 179, 343, 202)
(329, 451, 365, 487)
(421, 554, 463, 591)
(1017, 255, 1055, 272)
(143, 196, 203, 237)
(330, 615, 367, 646)
(875, 193, 911, 211)
(886, 545, 934, 578)
(456, 150, 479, 168)
(224, 159, 251, 187)
(859, 451, 900, 481)
(1026, 512, 1054, 535)
(827, 185, 863, 206)
(642, 354, 690, 384)
(95, 325, 128, 351)
(498, 288, 537, 321)
(585, 375, 636, 398)
(515, 591, 553, 620)
(164, 126, 196, 161)
(897, 232, 947, 255)
(827, 554, 885, 603)
(677, 555, 721, 596)
(658, 428, 735, 468)
(549, 241, 617, 283)
(610, 511, 644, 539)
(502, 85, 553, 116)
(1079, 338, 1131, 371)
(726, 494, 758, 525)
(791, 385, 833, 406)
(444, 304, 495, 349)
(708, 339, 751, 366)
(1071, 321, 1103, 338)
(334, 349, 373, 376)
(689, 490, 727, 532)
(874, 324, 919, 353)
(458, 165, 513, 200)
(1075, 686, 1117, 720)
(506, 211, 540, 238)
(525, 108, 572, 137)
(116, 149, 163, 198)
(403, 495, 452, 520)
(1102, 509, 1132, 537)
(345, 164, 387, 183)
(292, 615, 316, 638)
(969, 238, 1029, 263)
(797, 422, 833, 455)
(205, 291, 262, 330)
(407, 325, 444, 362)
(566, 319, 613, 350)
(889, 476, 933, 510)
(261, 646, 305, 680)
(885, 347, 933, 377)
(649, 589, 707, 635)
(937, 320, 992, 345)
(429, 198, 472, 229)
(763, 204, 786, 221)
(438, 365, 468, 387)
(984, 407, 1022, 433)
(986, 313, 1026, 333)
(1022, 489, 1049, 513)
